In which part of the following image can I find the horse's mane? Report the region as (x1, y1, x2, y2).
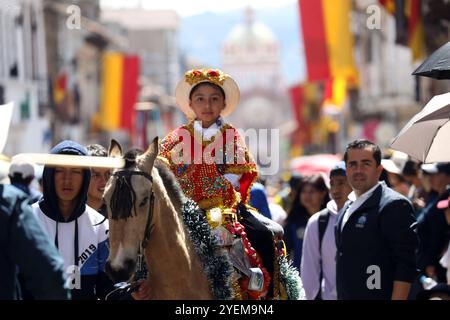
(153, 159, 186, 213)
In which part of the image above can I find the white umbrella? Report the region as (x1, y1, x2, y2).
(391, 92, 450, 163)
(0, 102, 14, 154)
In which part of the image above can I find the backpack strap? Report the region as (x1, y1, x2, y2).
(316, 208, 330, 300)
(318, 208, 330, 252)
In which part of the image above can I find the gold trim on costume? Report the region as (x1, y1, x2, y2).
(198, 195, 238, 211)
(224, 165, 258, 175)
(232, 278, 243, 300)
(205, 207, 239, 228)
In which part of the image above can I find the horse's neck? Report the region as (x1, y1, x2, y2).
(145, 171, 212, 299)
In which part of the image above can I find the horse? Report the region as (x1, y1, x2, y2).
(103, 138, 214, 299)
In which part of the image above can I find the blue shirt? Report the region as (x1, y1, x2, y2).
(249, 182, 272, 219)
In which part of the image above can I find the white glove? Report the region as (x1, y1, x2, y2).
(224, 173, 241, 189)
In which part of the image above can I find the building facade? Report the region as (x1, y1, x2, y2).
(221, 7, 294, 177)
(101, 8, 183, 148)
(0, 0, 50, 155)
(349, 0, 423, 150)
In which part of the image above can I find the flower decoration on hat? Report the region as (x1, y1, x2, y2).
(185, 68, 227, 86)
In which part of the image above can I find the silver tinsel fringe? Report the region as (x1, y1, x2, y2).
(181, 200, 234, 300)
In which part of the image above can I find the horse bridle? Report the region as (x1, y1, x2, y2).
(111, 170, 155, 250)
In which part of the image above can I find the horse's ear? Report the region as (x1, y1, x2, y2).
(108, 139, 123, 158)
(141, 137, 159, 172)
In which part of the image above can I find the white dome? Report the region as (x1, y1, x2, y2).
(221, 7, 283, 93)
(223, 7, 278, 49)
(224, 21, 277, 47)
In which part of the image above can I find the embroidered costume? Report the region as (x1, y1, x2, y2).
(159, 121, 257, 211)
(159, 68, 303, 300)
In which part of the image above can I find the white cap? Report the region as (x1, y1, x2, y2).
(9, 154, 35, 178)
(421, 163, 438, 174)
(381, 151, 408, 175)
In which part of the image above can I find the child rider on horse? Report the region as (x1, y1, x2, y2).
(158, 68, 303, 300)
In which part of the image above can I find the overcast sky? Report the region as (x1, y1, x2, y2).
(100, 0, 297, 17)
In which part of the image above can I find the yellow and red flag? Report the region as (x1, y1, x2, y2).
(323, 77, 347, 110)
(98, 52, 140, 132)
(379, 0, 396, 14)
(53, 72, 67, 105)
(406, 0, 425, 61)
(298, 0, 358, 84)
(379, 0, 424, 61)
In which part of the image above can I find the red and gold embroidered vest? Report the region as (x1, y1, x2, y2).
(158, 122, 257, 210)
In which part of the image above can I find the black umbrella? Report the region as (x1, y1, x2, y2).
(412, 41, 450, 79)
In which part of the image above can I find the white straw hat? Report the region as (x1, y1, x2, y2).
(175, 68, 240, 119)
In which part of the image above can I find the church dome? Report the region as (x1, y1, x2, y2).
(224, 21, 277, 47)
(221, 7, 283, 93)
(223, 7, 278, 50)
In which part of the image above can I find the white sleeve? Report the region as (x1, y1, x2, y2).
(223, 173, 241, 188)
(301, 216, 321, 300)
(439, 242, 450, 269)
(439, 242, 450, 284)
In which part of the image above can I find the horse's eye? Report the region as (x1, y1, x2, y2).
(139, 197, 149, 207)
